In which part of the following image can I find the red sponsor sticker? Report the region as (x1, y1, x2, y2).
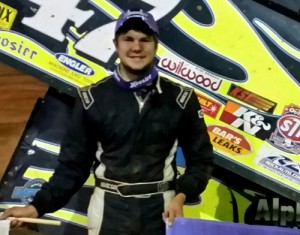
(228, 84, 277, 113)
(208, 125, 252, 155)
(277, 115, 300, 142)
(196, 94, 221, 118)
(282, 104, 300, 116)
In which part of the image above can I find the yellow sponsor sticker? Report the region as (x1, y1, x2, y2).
(0, 2, 17, 30)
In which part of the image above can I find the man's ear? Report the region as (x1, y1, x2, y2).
(113, 38, 117, 48)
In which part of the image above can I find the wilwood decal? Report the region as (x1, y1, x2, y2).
(208, 125, 252, 155)
(158, 53, 223, 92)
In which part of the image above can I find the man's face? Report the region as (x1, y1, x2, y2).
(114, 30, 157, 77)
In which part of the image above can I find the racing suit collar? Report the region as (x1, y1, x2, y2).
(113, 65, 158, 90)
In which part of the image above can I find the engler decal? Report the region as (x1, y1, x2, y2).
(55, 53, 95, 76)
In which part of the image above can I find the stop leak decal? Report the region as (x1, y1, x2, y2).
(228, 84, 277, 113)
(0, 31, 38, 60)
(208, 125, 252, 155)
(277, 115, 300, 143)
(269, 104, 300, 154)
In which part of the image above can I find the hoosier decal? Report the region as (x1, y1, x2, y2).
(208, 125, 252, 155)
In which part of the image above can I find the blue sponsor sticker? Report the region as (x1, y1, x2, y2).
(55, 53, 95, 76)
(12, 178, 46, 204)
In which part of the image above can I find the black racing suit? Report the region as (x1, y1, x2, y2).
(30, 74, 214, 235)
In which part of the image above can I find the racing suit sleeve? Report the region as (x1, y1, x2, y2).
(30, 98, 97, 216)
(176, 90, 214, 203)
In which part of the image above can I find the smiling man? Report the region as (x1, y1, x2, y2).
(115, 22, 157, 77)
(1, 10, 214, 235)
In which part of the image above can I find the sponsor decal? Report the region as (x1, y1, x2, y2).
(12, 178, 46, 204)
(0, 2, 17, 30)
(269, 114, 300, 154)
(228, 84, 277, 113)
(78, 86, 94, 110)
(198, 110, 204, 119)
(208, 125, 252, 155)
(55, 53, 94, 76)
(176, 87, 192, 109)
(245, 197, 300, 227)
(220, 101, 273, 139)
(282, 104, 300, 116)
(277, 115, 300, 142)
(255, 147, 300, 185)
(158, 53, 222, 92)
(196, 93, 221, 118)
(100, 182, 117, 191)
(0, 31, 38, 60)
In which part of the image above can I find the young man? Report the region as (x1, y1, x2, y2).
(1, 10, 214, 235)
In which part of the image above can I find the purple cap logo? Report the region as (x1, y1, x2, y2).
(115, 10, 159, 35)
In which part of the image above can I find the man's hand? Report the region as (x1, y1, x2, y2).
(0, 205, 39, 227)
(162, 193, 186, 226)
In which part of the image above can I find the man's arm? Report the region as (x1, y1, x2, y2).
(30, 98, 97, 216)
(0, 205, 38, 227)
(164, 89, 214, 225)
(176, 90, 214, 202)
(1, 97, 97, 224)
